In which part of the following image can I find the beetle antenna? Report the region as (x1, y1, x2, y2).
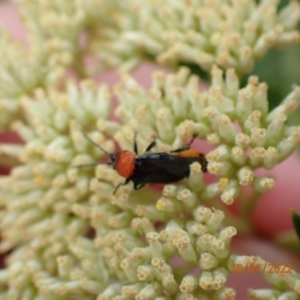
(71, 162, 112, 169)
(81, 130, 115, 162)
(189, 134, 198, 145)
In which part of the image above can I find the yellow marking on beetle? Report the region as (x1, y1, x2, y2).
(172, 149, 200, 158)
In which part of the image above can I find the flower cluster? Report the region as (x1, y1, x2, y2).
(96, 0, 300, 72)
(0, 67, 300, 299)
(1, 0, 300, 299)
(0, 31, 46, 130)
(0, 80, 118, 299)
(0, 0, 119, 130)
(115, 67, 300, 205)
(1, 0, 299, 130)
(15, 0, 119, 76)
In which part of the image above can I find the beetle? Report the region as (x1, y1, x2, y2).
(75, 130, 208, 194)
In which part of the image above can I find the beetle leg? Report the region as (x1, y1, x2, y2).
(113, 178, 130, 195)
(134, 183, 146, 190)
(171, 134, 197, 153)
(133, 132, 139, 155)
(171, 145, 190, 153)
(198, 153, 208, 172)
(145, 139, 156, 152)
